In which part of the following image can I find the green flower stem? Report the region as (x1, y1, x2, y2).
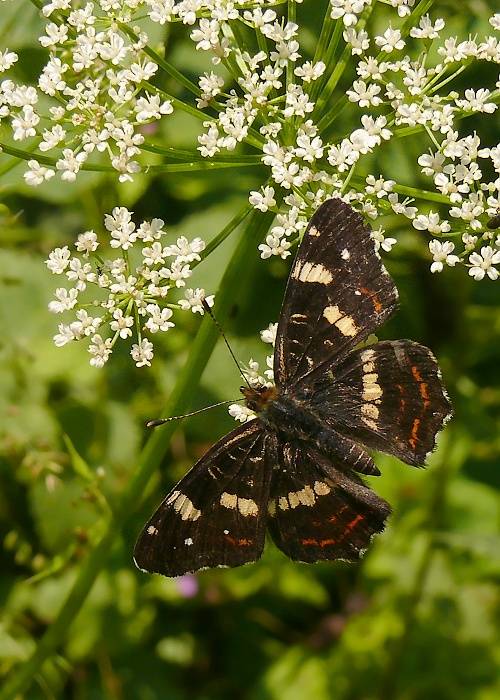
(349, 175, 450, 205)
(197, 203, 254, 264)
(310, 19, 343, 105)
(131, 143, 262, 163)
(287, 0, 297, 91)
(0, 206, 275, 700)
(146, 161, 264, 173)
(0, 141, 113, 172)
(312, 8, 335, 66)
(0, 142, 262, 175)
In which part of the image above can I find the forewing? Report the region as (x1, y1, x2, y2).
(134, 420, 273, 577)
(267, 439, 390, 563)
(310, 340, 452, 467)
(274, 199, 398, 388)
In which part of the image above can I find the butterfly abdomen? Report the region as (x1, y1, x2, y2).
(261, 395, 379, 477)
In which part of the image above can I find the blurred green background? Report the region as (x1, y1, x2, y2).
(1, 1, 499, 698)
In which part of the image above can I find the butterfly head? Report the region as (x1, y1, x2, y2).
(240, 385, 278, 413)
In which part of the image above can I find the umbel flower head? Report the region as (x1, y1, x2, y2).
(1, 0, 499, 283)
(46, 209, 214, 367)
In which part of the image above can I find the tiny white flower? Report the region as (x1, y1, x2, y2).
(89, 334, 113, 368)
(164, 236, 205, 263)
(131, 338, 154, 368)
(76, 231, 99, 256)
(46, 246, 71, 274)
(0, 49, 18, 72)
(49, 287, 79, 313)
(228, 404, 255, 423)
(110, 309, 134, 339)
(429, 240, 460, 273)
(249, 186, 276, 213)
(105, 207, 137, 250)
(372, 228, 397, 252)
(179, 288, 214, 314)
(468, 246, 500, 280)
(413, 212, 451, 235)
(375, 26, 405, 53)
(490, 14, 500, 31)
(24, 160, 55, 187)
(53, 323, 75, 347)
(260, 323, 278, 346)
(145, 304, 175, 333)
(142, 242, 165, 266)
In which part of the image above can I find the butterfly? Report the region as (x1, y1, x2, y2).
(134, 199, 452, 577)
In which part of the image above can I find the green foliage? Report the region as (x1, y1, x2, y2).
(1, 1, 499, 699)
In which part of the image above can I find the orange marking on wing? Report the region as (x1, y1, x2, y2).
(225, 535, 252, 547)
(411, 365, 423, 382)
(419, 382, 431, 408)
(346, 514, 363, 532)
(409, 418, 421, 449)
(396, 383, 406, 413)
(360, 286, 383, 313)
(301, 538, 336, 547)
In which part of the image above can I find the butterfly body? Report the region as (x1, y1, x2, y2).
(134, 199, 452, 577)
(243, 385, 377, 477)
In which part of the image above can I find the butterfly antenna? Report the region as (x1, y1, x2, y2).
(202, 298, 252, 389)
(147, 399, 245, 428)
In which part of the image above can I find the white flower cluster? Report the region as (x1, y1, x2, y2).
(1, 1, 499, 278)
(1, 0, 175, 183)
(46, 209, 213, 367)
(188, 2, 500, 274)
(228, 321, 277, 423)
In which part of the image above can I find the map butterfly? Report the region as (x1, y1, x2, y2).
(134, 199, 452, 576)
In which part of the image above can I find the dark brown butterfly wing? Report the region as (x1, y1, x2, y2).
(309, 340, 452, 467)
(134, 420, 273, 576)
(267, 436, 390, 563)
(274, 198, 399, 389)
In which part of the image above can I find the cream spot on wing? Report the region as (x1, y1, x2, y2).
(268, 499, 277, 516)
(173, 494, 201, 521)
(323, 306, 358, 336)
(237, 497, 259, 517)
(362, 403, 379, 420)
(308, 225, 320, 237)
(166, 490, 180, 505)
(363, 361, 375, 373)
(335, 315, 358, 337)
(341, 248, 350, 260)
(313, 481, 331, 496)
(147, 525, 158, 535)
(220, 492, 237, 509)
(323, 305, 342, 324)
(361, 348, 376, 363)
(293, 261, 333, 284)
(278, 496, 289, 510)
(297, 485, 316, 506)
(184, 537, 193, 546)
(362, 371, 383, 402)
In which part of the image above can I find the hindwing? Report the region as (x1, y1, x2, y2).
(267, 438, 390, 563)
(134, 420, 272, 576)
(274, 199, 399, 389)
(309, 340, 452, 466)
